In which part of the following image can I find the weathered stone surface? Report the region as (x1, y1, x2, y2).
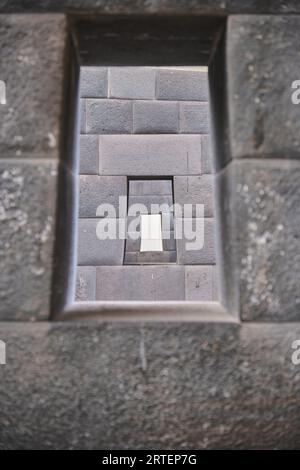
(96, 266, 185, 300)
(201, 135, 214, 174)
(1, 2, 300, 15)
(216, 159, 300, 321)
(79, 176, 127, 218)
(133, 101, 178, 133)
(79, 135, 99, 175)
(0, 160, 57, 320)
(226, 15, 300, 162)
(109, 67, 156, 99)
(80, 66, 108, 98)
(75, 266, 96, 301)
(80, 99, 86, 133)
(99, 135, 201, 175)
(86, 99, 132, 134)
(1, 321, 300, 449)
(0, 14, 67, 159)
(179, 102, 209, 134)
(125, 231, 175, 252)
(129, 179, 172, 196)
(174, 175, 214, 217)
(128, 195, 173, 214)
(124, 251, 177, 264)
(176, 218, 216, 265)
(77, 218, 125, 266)
(185, 266, 214, 301)
(156, 69, 208, 101)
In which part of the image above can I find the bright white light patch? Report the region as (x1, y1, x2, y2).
(140, 214, 163, 252)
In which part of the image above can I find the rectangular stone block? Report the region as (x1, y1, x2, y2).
(0, 160, 57, 320)
(80, 66, 108, 98)
(201, 135, 214, 174)
(109, 67, 156, 99)
(133, 101, 179, 133)
(156, 69, 208, 101)
(124, 251, 177, 264)
(86, 99, 132, 134)
(79, 135, 99, 175)
(79, 176, 127, 218)
(216, 159, 300, 321)
(176, 218, 216, 265)
(0, 15, 68, 159)
(185, 266, 214, 301)
(180, 102, 210, 134)
(77, 218, 125, 266)
(80, 99, 86, 133)
(225, 15, 300, 163)
(128, 195, 173, 214)
(174, 175, 214, 217)
(96, 266, 185, 300)
(75, 266, 96, 301)
(129, 179, 172, 195)
(99, 135, 201, 175)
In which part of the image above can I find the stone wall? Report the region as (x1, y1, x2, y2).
(76, 67, 217, 302)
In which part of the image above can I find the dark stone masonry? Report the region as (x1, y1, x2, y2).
(1, 2, 300, 449)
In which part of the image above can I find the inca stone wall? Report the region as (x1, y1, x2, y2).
(76, 67, 217, 302)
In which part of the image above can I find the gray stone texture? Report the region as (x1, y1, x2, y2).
(176, 218, 216, 265)
(79, 175, 127, 218)
(1, 322, 300, 449)
(128, 195, 173, 214)
(156, 69, 208, 101)
(79, 135, 99, 175)
(99, 135, 201, 175)
(226, 15, 300, 163)
(180, 102, 210, 134)
(80, 67, 108, 98)
(0, 160, 57, 320)
(80, 99, 86, 133)
(216, 159, 300, 322)
(77, 218, 125, 266)
(129, 179, 172, 195)
(174, 175, 214, 218)
(0, 15, 68, 159)
(125, 232, 175, 253)
(75, 266, 96, 301)
(86, 99, 132, 134)
(96, 266, 185, 300)
(185, 266, 214, 301)
(109, 67, 156, 99)
(201, 135, 214, 174)
(124, 251, 177, 264)
(133, 101, 179, 133)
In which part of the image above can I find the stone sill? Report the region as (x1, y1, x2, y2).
(60, 301, 238, 323)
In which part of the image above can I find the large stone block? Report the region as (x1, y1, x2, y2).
(109, 67, 156, 99)
(99, 135, 201, 175)
(1, 322, 300, 449)
(0, 160, 57, 320)
(96, 266, 185, 300)
(79, 176, 127, 218)
(185, 266, 214, 301)
(86, 99, 132, 134)
(133, 101, 179, 133)
(201, 135, 214, 174)
(216, 159, 300, 321)
(129, 179, 172, 196)
(75, 266, 96, 301)
(176, 218, 216, 265)
(0, 14, 68, 159)
(179, 102, 210, 134)
(77, 218, 125, 266)
(79, 135, 99, 175)
(174, 175, 214, 217)
(156, 69, 208, 101)
(80, 66, 108, 98)
(226, 15, 300, 162)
